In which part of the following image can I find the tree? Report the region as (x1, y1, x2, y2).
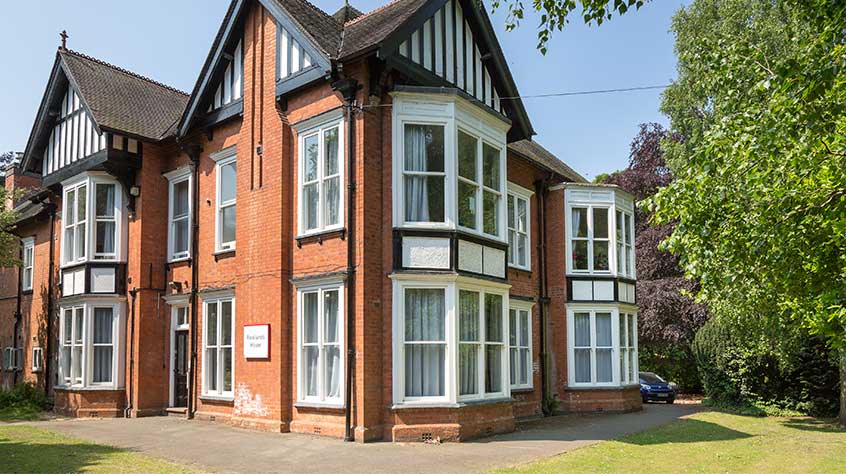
(603, 123, 709, 390)
(490, 0, 648, 53)
(650, 0, 846, 425)
(0, 151, 21, 267)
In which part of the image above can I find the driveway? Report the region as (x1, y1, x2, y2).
(23, 404, 701, 474)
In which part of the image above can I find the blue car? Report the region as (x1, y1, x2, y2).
(639, 372, 676, 404)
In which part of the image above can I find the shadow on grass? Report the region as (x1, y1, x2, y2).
(0, 437, 125, 473)
(780, 418, 842, 433)
(618, 419, 753, 445)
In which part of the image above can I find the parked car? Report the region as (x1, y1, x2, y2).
(639, 372, 676, 404)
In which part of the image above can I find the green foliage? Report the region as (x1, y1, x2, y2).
(489, 0, 648, 53)
(0, 185, 22, 268)
(0, 382, 49, 421)
(692, 317, 838, 417)
(639, 344, 700, 392)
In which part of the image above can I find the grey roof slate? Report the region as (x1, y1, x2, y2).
(270, 0, 343, 57)
(338, 0, 428, 59)
(60, 50, 189, 141)
(508, 140, 587, 183)
(332, 4, 364, 24)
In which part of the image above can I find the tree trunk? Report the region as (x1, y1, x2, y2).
(839, 349, 846, 429)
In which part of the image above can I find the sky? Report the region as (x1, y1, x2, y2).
(0, 0, 687, 180)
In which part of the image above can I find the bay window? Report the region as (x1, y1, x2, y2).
(298, 283, 344, 405)
(61, 174, 123, 266)
(203, 295, 234, 398)
(403, 287, 447, 399)
(507, 185, 531, 270)
(58, 301, 124, 388)
(298, 120, 343, 235)
(509, 302, 533, 389)
(403, 124, 446, 224)
(94, 183, 117, 258)
(62, 181, 87, 264)
(166, 168, 191, 261)
(458, 290, 506, 399)
(213, 148, 237, 252)
(567, 307, 638, 387)
(22, 238, 34, 291)
(565, 186, 636, 277)
(569, 206, 610, 273)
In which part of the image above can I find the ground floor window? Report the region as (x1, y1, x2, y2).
(509, 301, 533, 389)
(203, 295, 234, 398)
(297, 283, 344, 405)
(567, 306, 638, 387)
(393, 278, 510, 405)
(57, 300, 124, 388)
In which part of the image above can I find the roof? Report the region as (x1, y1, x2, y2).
(332, 4, 364, 24)
(60, 49, 189, 140)
(508, 140, 587, 183)
(270, 0, 343, 58)
(339, 0, 428, 59)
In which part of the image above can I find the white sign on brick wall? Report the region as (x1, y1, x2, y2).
(244, 324, 269, 359)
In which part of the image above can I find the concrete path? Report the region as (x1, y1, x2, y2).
(21, 404, 701, 474)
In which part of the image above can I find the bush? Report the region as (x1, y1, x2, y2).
(0, 382, 49, 420)
(639, 343, 702, 392)
(692, 317, 838, 417)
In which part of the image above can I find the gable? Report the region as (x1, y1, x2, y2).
(43, 84, 106, 176)
(209, 39, 243, 112)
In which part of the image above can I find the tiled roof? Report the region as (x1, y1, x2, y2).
(270, 0, 343, 58)
(60, 49, 189, 141)
(508, 140, 587, 183)
(332, 4, 364, 23)
(339, 0, 427, 59)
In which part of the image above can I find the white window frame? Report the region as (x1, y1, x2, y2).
(168, 301, 190, 407)
(212, 146, 237, 253)
(619, 312, 638, 385)
(165, 167, 192, 262)
(391, 275, 512, 406)
(508, 300, 534, 390)
(93, 182, 118, 260)
(456, 286, 509, 402)
(57, 299, 125, 389)
(567, 204, 611, 274)
(616, 209, 636, 279)
(61, 180, 88, 266)
(32, 346, 43, 372)
(202, 293, 235, 399)
(22, 237, 34, 291)
(456, 130, 505, 238)
(507, 184, 533, 271)
(3, 347, 22, 371)
(296, 117, 345, 236)
(296, 281, 345, 405)
(60, 173, 124, 268)
(391, 92, 509, 242)
(566, 305, 638, 388)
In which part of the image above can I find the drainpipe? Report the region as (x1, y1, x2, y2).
(332, 76, 359, 442)
(12, 240, 23, 386)
(125, 288, 137, 417)
(44, 202, 56, 397)
(535, 174, 554, 416)
(184, 143, 202, 419)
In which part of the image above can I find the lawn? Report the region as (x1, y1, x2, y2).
(495, 411, 846, 474)
(0, 425, 195, 473)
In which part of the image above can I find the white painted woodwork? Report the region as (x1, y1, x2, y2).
(457, 240, 483, 274)
(42, 87, 105, 177)
(276, 24, 313, 81)
(62, 267, 86, 296)
(91, 267, 116, 293)
(212, 39, 243, 111)
(572, 281, 593, 300)
(482, 246, 505, 278)
(593, 280, 614, 300)
(402, 237, 451, 269)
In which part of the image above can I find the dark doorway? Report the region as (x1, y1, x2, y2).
(173, 330, 188, 408)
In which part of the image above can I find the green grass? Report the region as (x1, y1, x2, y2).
(0, 426, 196, 473)
(0, 403, 46, 421)
(495, 411, 846, 474)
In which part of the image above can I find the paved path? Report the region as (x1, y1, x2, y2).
(21, 404, 701, 474)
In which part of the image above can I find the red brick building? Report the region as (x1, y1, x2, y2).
(1, 0, 641, 442)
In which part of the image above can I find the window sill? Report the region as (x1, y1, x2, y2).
(391, 397, 513, 410)
(168, 256, 191, 265)
(200, 394, 234, 402)
(294, 401, 345, 411)
(510, 387, 534, 394)
(54, 385, 123, 391)
(296, 228, 346, 248)
(566, 384, 640, 391)
(213, 249, 235, 260)
(508, 264, 532, 273)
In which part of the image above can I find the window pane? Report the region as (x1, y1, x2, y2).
(64, 228, 75, 261)
(508, 309, 517, 346)
(76, 223, 86, 259)
(221, 300, 232, 345)
(593, 208, 608, 239)
(457, 180, 477, 229)
(66, 189, 76, 225)
(72, 346, 82, 381)
(459, 344, 478, 396)
(485, 293, 503, 342)
(173, 180, 190, 218)
(206, 303, 218, 346)
(574, 312, 590, 347)
(520, 311, 529, 347)
(304, 183, 319, 230)
(482, 143, 500, 190)
(459, 290, 479, 342)
(222, 205, 236, 243)
(96, 184, 115, 217)
(207, 348, 218, 391)
(457, 131, 477, 180)
(626, 247, 633, 276)
(325, 345, 341, 398)
(304, 346, 319, 396)
(324, 290, 339, 343)
(63, 310, 72, 344)
(573, 241, 588, 270)
(175, 219, 189, 254)
(404, 175, 444, 223)
(507, 195, 515, 229)
(482, 190, 499, 236)
(509, 347, 518, 385)
(596, 313, 612, 347)
(404, 289, 445, 341)
(574, 349, 591, 383)
(304, 134, 319, 182)
(74, 308, 84, 344)
(485, 345, 502, 393)
(616, 210, 624, 241)
(303, 292, 318, 344)
(517, 198, 527, 231)
(323, 127, 339, 176)
(628, 314, 636, 347)
(572, 208, 587, 238)
(93, 308, 112, 344)
(403, 124, 444, 172)
(93, 346, 112, 383)
(596, 349, 612, 383)
(619, 314, 627, 347)
(96, 221, 115, 254)
(593, 241, 609, 271)
(324, 176, 340, 226)
(617, 243, 625, 273)
(404, 344, 444, 397)
(520, 348, 530, 385)
(220, 161, 237, 202)
(77, 186, 87, 222)
(222, 348, 232, 392)
(517, 234, 527, 267)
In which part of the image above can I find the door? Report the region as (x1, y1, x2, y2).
(173, 330, 189, 408)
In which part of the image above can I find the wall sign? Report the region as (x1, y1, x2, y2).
(243, 324, 270, 359)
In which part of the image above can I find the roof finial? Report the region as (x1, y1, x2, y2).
(344, 0, 349, 6)
(60, 30, 69, 51)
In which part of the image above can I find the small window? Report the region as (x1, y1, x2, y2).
(92, 307, 115, 384)
(22, 238, 34, 291)
(167, 171, 192, 261)
(215, 154, 237, 252)
(94, 183, 117, 259)
(3, 347, 22, 371)
(32, 347, 43, 372)
(174, 306, 189, 328)
(569, 206, 611, 273)
(62, 182, 88, 264)
(402, 124, 445, 224)
(204, 296, 234, 397)
(616, 210, 635, 278)
(298, 284, 344, 404)
(299, 122, 343, 235)
(509, 305, 532, 389)
(507, 186, 531, 270)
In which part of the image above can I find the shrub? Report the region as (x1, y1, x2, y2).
(0, 382, 49, 420)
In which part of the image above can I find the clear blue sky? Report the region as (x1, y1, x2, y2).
(0, 0, 686, 180)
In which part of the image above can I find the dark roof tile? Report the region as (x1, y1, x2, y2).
(508, 140, 587, 183)
(332, 4, 364, 23)
(339, 0, 427, 59)
(271, 0, 343, 57)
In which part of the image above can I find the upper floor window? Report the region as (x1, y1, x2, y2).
(166, 168, 192, 261)
(393, 94, 508, 241)
(616, 210, 635, 278)
(213, 147, 237, 252)
(299, 120, 343, 235)
(570, 206, 610, 273)
(565, 185, 635, 277)
(507, 185, 532, 270)
(212, 40, 243, 110)
(62, 174, 122, 266)
(22, 238, 34, 291)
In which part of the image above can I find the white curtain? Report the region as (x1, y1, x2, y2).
(574, 313, 591, 383)
(595, 313, 612, 383)
(324, 290, 340, 399)
(92, 308, 113, 383)
(404, 289, 445, 397)
(459, 291, 479, 396)
(404, 126, 429, 222)
(324, 128, 340, 226)
(96, 185, 115, 254)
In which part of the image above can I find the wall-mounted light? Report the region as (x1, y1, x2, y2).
(129, 186, 141, 197)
